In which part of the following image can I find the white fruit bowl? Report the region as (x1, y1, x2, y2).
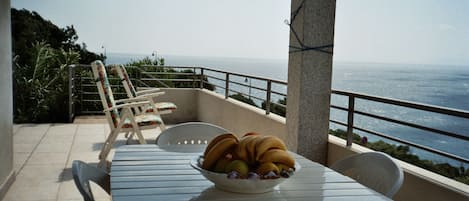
(190, 156, 301, 194)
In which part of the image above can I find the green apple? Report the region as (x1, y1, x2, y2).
(213, 158, 231, 173)
(224, 160, 249, 177)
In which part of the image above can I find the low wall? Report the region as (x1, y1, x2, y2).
(196, 90, 295, 148)
(155, 88, 199, 123)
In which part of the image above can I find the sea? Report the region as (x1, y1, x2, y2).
(107, 53, 469, 167)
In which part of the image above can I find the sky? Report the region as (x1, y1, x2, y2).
(11, 0, 469, 65)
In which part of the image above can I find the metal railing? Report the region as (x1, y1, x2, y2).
(330, 90, 469, 164)
(69, 64, 469, 164)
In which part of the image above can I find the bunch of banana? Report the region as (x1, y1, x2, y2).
(202, 133, 295, 179)
(202, 133, 239, 170)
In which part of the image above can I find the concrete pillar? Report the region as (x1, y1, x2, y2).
(286, 0, 336, 164)
(0, 0, 14, 199)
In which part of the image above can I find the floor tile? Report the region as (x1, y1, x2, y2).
(7, 121, 166, 201)
(26, 153, 69, 166)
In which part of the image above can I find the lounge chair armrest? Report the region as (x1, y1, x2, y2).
(104, 101, 151, 112)
(135, 88, 162, 95)
(114, 96, 153, 104)
(138, 92, 165, 98)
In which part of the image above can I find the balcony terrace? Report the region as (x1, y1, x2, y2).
(1, 1, 469, 201)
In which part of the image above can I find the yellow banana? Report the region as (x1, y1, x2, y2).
(246, 135, 263, 164)
(243, 132, 260, 137)
(256, 162, 280, 175)
(203, 133, 237, 156)
(276, 163, 294, 172)
(202, 137, 238, 170)
(234, 135, 256, 161)
(259, 149, 295, 168)
(255, 136, 287, 161)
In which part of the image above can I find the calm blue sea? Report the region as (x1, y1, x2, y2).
(107, 53, 469, 166)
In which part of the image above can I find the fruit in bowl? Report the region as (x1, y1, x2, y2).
(190, 133, 299, 193)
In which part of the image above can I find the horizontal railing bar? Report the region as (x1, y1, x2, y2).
(205, 75, 225, 82)
(229, 80, 267, 92)
(80, 77, 122, 80)
(330, 119, 348, 127)
(271, 90, 287, 97)
(140, 78, 199, 82)
(330, 105, 348, 112)
(141, 65, 200, 69)
(142, 72, 195, 76)
(353, 126, 469, 163)
(203, 67, 287, 85)
(354, 110, 469, 141)
(332, 90, 469, 119)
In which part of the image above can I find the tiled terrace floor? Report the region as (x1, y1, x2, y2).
(3, 117, 163, 201)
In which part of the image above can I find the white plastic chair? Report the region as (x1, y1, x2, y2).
(72, 160, 110, 201)
(156, 122, 230, 146)
(330, 152, 404, 198)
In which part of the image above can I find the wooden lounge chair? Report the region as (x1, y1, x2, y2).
(113, 64, 177, 115)
(91, 60, 165, 167)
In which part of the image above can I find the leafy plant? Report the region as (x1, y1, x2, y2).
(262, 97, 286, 116)
(124, 57, 215, 90)
(14, 41, 79, 122)
(229, 93, 257, 107)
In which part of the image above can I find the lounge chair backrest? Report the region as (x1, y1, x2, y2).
(114, 65, 137, 98)
(91, 60, 120, 128)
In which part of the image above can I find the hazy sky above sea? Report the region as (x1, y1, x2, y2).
(11, 0, 469, 65)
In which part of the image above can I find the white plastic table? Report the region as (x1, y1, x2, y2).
(111, 145, 390, 201)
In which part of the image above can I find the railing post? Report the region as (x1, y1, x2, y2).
(137, 67, 142, 88)
(346, 95, 355, 146)
(79, 66, 83, 114)
(192, 67, 196, 88)
(200, 68, 204, 89)
(266, 80, 272, 115)
(225, 73, 230, 99)
(68, 65, 75, 123)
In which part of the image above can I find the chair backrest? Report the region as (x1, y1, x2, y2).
(156, 122, 230, 146)
(114, 65, 138, 98)
(91, 60, 120, 128)
(330, 152, 404, 198)
(72, 160, 110, 201)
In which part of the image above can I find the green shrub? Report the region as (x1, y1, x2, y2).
(14, 42, 79, 122)
(229, 93, 257, 107)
